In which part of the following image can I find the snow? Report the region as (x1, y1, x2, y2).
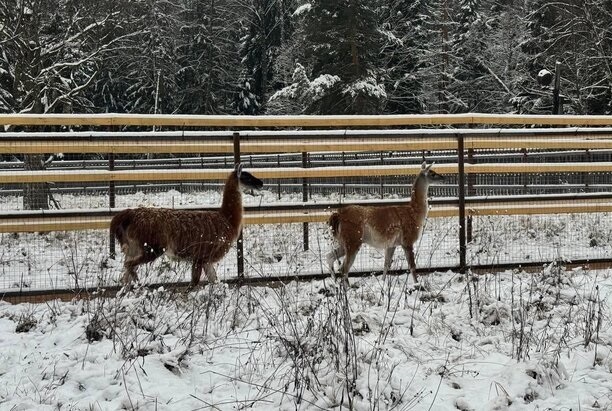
(343, 77, 387, 100)
(269, 67, 340, 104)
(0, 267, 610, 409)
(309, 74, 341, 98)
(293, 3, 312, 17)
(268, 64, 341, 113)
(379, 29, 403, 47)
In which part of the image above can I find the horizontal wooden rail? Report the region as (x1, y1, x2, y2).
(0, 139, 457, 154)
(5, 136, 612, 154)
(2, 200, 612, 233)
(1, 162, 611, 184)
(0, 141, 234, 154)
(465, 138, 612, 150)
(3, 127, 612, 141)
(465, 162, 612, 174)
(466, 203, 612, 216)
(3, 113, 612, 127)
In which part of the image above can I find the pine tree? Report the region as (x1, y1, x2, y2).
(447, 0, 488, 112)
(86, 0, 181, 114)
(379, 0, 428, 114)
(418, 0, 455, 113)
(484, 1, 529, 113)
(176, 0, 242, 114)
(301, 0, 386, 114)
(237, 0, 292, 114)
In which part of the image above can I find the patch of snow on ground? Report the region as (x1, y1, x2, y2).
(0, 267, 611, 410)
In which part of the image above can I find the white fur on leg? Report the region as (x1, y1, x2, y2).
(204, 263, 219, 283)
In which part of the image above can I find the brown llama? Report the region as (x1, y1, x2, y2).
(110, 163, 263, 286)
(327, 162, 444, 282)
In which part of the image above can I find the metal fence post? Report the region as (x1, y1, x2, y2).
(379, 151, 384, 199)
(457, 133, 467, 273)
(233, 132, 244, 279)
(585, 149, 591, 189)
(466, 148, 474, 243)
(109, 152, 116, 259)
(341, 152, 346, 197)
(302, 152, 309, 251)
(277, 154, 281, 200)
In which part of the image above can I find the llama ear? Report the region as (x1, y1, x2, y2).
(235, 163, 243, 178)
(426, 162, 434, 171)
(421, 161, 427, 170)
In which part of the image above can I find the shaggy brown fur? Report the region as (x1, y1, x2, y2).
(327, 162, 444, 282)
(111, 164, 263, 286)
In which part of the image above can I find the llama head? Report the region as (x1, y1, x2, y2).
(420, 161, 445, 183)
(234, 163, 264, 191)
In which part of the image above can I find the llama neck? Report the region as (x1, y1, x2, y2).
(220, 173, 243, 232)
(410, 174, 430, 212)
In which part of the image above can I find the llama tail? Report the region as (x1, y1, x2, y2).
(328, 212, 340, 238)
(110, 209, 133, 245)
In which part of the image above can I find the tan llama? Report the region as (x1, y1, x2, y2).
(110, 163, 263, 286)
(327, 162, 444, 282)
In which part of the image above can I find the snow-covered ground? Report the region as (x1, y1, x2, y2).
(0, 267, 610, 410)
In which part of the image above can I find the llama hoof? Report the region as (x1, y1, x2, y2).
(337, 275, 350, 289)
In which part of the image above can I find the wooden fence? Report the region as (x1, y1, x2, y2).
(2, 113, 612, 301)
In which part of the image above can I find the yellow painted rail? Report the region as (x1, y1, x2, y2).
(3, 113, 612, 127)
(1, 162, 611, 184)
(4, 136, 612, 154)
(2, 200, 612, 233)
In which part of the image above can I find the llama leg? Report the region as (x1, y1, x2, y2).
(383, 247, 396, 277)
(120, 240, 161, 284)
(403, 245, 418, 282)
(326, 246, 345, 276)
(203, 263, 218, 283)
(121, 262, 139, 284)
(121, 253, 157, 284)
(339, 246, 360, 280)
(120, 241, 140, 284)
(121, 249, 159, 284)
(190, 259, 204, 286)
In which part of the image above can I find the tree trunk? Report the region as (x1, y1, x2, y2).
(23, 154, 50, 210)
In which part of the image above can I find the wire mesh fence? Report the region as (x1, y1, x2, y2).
(2, 115, 612, 303)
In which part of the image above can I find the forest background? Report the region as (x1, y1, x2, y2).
(1, 0, 611, 118)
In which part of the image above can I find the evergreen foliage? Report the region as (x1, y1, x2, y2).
(300, 0, 386, 114)
(0, 0, 610, 115)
